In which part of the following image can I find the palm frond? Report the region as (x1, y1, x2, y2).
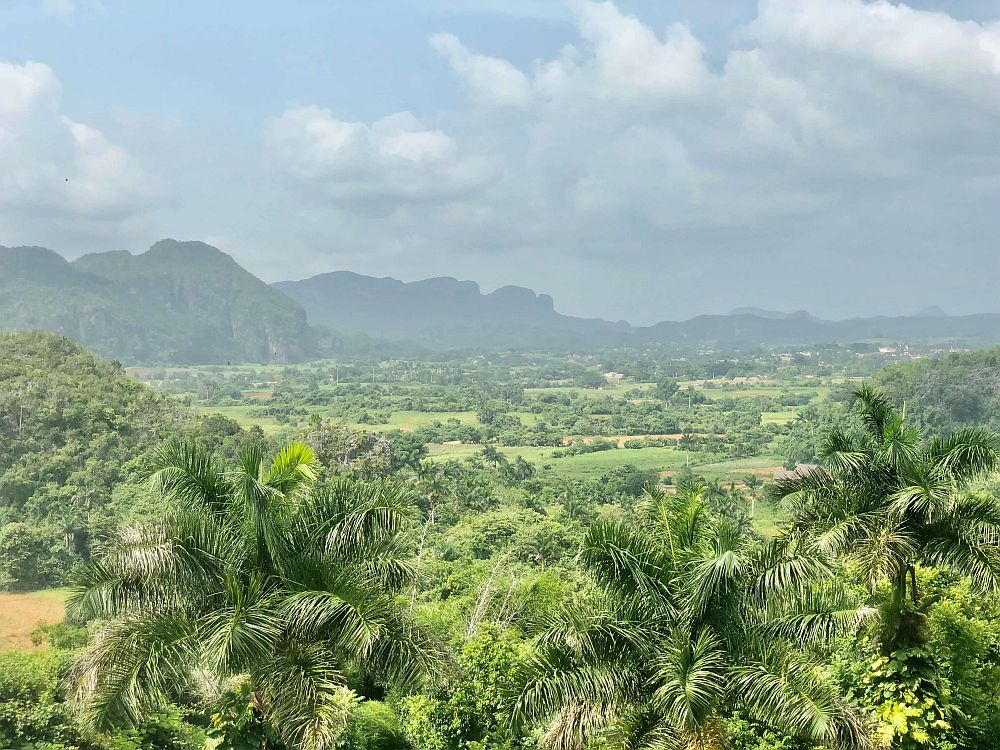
(852, 384, 897, 442)
(200, 573, 283, 674)
(265, 442, 319, 496)
(925, 428, 1000, 483)
(147, 439, 230, 516)
(579, 521, 675, 608)
(651, 628, 726, 732)
(257, 641, 353, 750)
(69, 610, 198, 732)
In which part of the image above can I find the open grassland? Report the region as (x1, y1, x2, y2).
(361, 410, 479, 431)
(423, 441, 777, 481)
(543, 446, 698, 478)
(685, 455, 785, 479)
(0, 589, 68, 651)
(193, 405, 285, 434)
(761, 410, 799, 425)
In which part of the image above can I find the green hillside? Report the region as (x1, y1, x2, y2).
(0, 240, 316, 364)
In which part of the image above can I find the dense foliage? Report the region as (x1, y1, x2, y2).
(8, 333, 1000, 749)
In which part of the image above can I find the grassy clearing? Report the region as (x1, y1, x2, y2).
(363, 411, 479, 431)
(690, 455, 785, 479)
(194, 405, 285, 434)
(542, 446, 697, 478)
(750, 499, 787, 538)
(0, 589, 68, 651)
(761, 410, 799, 425)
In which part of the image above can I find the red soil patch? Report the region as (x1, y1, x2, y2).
(241, 391, 273, 400)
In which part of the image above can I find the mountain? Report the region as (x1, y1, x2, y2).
(637, 311, 1000, 346)
(274, 271, 629, 348)
(6, 240, 1000, 358)
(728, 307, 793, 319)
(0, 240, 315, 363)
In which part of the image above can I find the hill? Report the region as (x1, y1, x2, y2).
(0, 240, 316, 363)
(0, 331, 267, 589)
(277, 270, 1000, 349)
(873, 348, 1000, 435)
(7, 240, 1000, 355)
(273, 271, 629, 349)
(0, 332, 181, 588)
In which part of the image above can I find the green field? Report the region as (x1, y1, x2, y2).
(360, 410, 480, 430)
(761, 410, 799, 425)
(194, 405, 286, 434)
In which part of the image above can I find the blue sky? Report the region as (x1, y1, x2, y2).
(3, 0, 1000, 323)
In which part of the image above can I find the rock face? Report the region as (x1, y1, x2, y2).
(273, 271, 628, 349)
(0, 240, 315, 363)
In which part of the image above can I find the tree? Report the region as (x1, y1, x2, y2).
(480, 444, 508, 471)
(771, 384, 1000, 652)
(68, 439, 443, 750)
(513, 485, 871, 750)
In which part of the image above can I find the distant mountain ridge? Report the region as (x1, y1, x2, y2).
(3, 239, 1000, 362)
(279, 269, 992, 349)
(274, 271, 629, 348)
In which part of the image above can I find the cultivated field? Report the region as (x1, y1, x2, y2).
(0, 589, 68, 651)
(155, 361, 834, 484)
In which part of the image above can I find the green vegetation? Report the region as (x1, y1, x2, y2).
(8, 330, 1000, 749)
(0, 241, 316, 363)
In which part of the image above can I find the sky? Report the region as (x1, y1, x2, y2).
(2, 0, 1000, 324)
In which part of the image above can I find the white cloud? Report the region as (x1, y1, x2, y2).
(564, 0, 710, 101)
(430, 33, 533, 108)
(0, 60, 161, 234)
(752, 0, 1000, 93)
(265, 106, 496, 206)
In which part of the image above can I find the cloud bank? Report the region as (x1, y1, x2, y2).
(265, 0, 1000, 321)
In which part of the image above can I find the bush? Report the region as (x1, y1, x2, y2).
(343, 701, 407, 750)
(0, 649, 77, 748)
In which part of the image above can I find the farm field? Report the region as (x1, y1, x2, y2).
(0, 589, 68, 651)
(154, 356, 850, 486)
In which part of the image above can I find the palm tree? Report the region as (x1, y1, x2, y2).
(770, 384, 1000, 651)
(513, 485, 872, 750)
(68, 440, 442, 750)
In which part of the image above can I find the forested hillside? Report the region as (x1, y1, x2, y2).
(0, 331, 261, 589)
(779, 348, 1000, 467)
(0, 241, 316, 363)
(874, 348, 1000, 433)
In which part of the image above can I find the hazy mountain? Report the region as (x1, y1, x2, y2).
(637, 312, 1000, 346)
(915, 306, 948, 318)
(274, 271, 629, 348)
(6, 241, 1000, 360)
(0, 240, 315, 363)
(728, 307, 792, 319)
